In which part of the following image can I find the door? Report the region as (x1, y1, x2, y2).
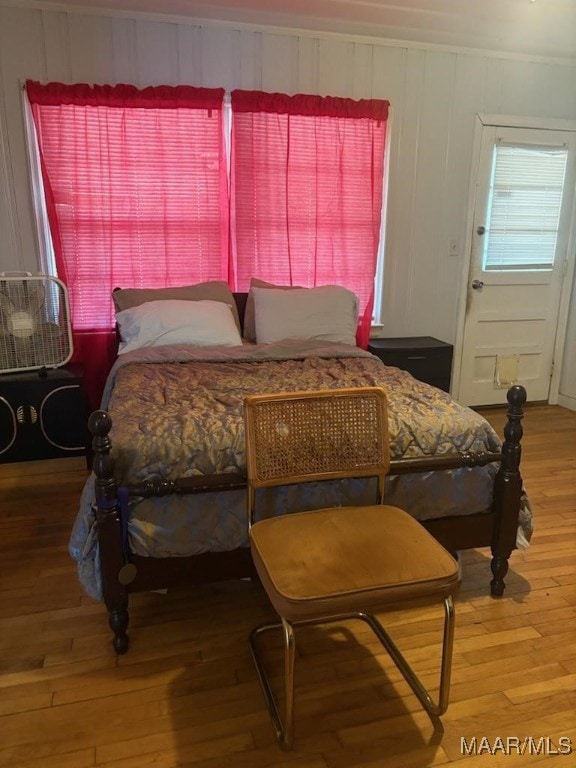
(458, 125, 576, 406)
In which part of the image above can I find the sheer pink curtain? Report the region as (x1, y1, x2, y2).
(26, 81, 228, 408)
(230, 90, 389, 348)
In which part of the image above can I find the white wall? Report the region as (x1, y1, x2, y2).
(1, 2, 575, 402)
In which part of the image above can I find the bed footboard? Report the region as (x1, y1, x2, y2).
(489, 384, 526, 596)
(89, 384, 526, 652)
(90, 411, 130, 654)
(89, 412, 256, 654)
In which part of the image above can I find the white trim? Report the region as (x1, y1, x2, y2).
(1, 0, 575, 67)
(21, 89, 56, 276)
(549, 186, 576, 405)
(451, 114, 484, 402)
(557, 393, 576, 413)
(479, 114, 576, 132)
(373, 108, 392, 326)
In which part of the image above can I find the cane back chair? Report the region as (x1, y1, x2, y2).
(243, 386, 460, 748)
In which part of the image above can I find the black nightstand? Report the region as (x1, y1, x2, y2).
(368, 337, 453, 392)
(0, 365, 88, 463)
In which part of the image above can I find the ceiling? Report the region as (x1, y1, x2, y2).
(19, 0, 576, 60)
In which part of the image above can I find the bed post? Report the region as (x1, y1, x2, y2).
(89, 410, 130, 654)
(490, 384, 526, 597)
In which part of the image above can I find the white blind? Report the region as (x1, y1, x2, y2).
(484, 143, 568, 271)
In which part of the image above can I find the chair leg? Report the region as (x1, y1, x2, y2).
(360, 595, 456, 717)
(250, 596, 455, 748)
(249, 618, 296, 749)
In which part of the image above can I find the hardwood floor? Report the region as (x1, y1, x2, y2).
(0, 404, 575, 767)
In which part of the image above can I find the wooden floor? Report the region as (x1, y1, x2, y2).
(1, 403, 575, 767)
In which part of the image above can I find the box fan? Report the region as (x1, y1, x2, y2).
(0, 273, 73, 374)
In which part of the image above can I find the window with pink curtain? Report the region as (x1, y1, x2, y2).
(230, 90, 389, 348)
(26, 81, 228, 407)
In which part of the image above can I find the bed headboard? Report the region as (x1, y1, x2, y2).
(233, 292, 249, 333)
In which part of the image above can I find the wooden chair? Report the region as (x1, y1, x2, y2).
(243, 386, 460, 749)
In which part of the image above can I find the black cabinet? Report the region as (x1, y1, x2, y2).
(368, 337, 453, 392)
(0, 366, 88, 463)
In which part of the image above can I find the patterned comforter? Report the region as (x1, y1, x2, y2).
(70, 341, 532, 600)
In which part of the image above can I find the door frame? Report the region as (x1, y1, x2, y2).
(452, 113, 576, 405)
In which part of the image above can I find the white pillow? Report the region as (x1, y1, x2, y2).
(252, 285, 359, 345)
(116, 299, 243, 353)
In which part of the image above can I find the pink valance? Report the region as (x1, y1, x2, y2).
(231, 89, 389, 120)
(26, 80, 225, 110)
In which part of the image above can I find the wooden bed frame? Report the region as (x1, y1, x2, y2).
(89, 293, 527, 654)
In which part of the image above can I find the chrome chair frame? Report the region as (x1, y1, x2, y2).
(250, 599, 455, 749)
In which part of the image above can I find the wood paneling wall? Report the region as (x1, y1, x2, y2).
(0, 3, 575, 401)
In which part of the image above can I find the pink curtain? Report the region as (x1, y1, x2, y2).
(26, 81, 228, 409)
(230, 90, 389, 348)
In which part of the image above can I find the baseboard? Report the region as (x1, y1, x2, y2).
(557, 393, 576, 413)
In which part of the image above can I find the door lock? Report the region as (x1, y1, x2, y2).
(471, 279, 484, 290)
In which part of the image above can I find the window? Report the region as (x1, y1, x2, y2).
(230, 90, 389, 347)
(26, 81, 229, 332)
(483, 143, 568, 271)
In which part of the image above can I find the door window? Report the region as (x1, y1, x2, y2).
(483, 143, 568, 271)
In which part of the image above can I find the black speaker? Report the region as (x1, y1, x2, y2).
(0, 366, 87, 463)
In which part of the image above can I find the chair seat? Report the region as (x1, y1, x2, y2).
(250, 505, 460, 623)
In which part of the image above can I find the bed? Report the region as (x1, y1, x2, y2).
(69, 283, 530, 653)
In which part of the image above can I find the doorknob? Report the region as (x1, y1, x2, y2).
(471, 279, 484, 290)
(477, 226, 486, 235)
